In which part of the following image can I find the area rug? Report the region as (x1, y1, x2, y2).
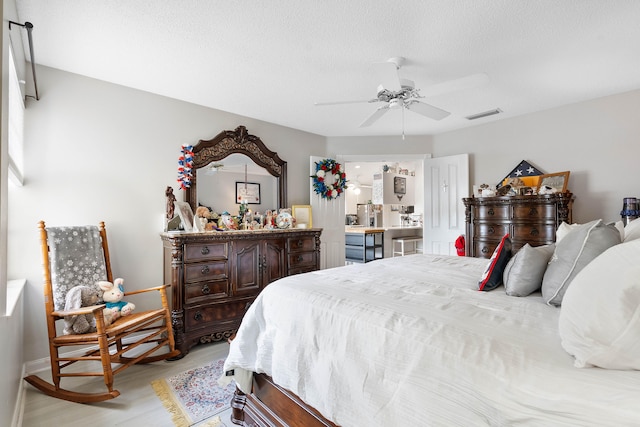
(151, 358, 235, 427)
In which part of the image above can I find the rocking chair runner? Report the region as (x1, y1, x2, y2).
(24, 221, 180, 403)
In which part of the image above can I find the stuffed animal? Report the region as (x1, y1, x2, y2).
(63, 285, 115, 335)
(98, 278, 136, 317)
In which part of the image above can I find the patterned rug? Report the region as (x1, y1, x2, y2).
(151, 358, 236, 427)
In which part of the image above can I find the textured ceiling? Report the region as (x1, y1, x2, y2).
(13, 1, 640, 137)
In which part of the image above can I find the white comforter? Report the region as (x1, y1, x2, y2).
(222, 254, 640, 426)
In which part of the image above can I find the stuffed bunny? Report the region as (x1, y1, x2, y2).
(63, 285, 114, 335)
(98, 278, 136, 317)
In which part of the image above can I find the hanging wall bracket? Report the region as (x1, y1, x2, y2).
(8, 20, 39, 101)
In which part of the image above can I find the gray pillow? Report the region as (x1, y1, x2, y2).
(503, 243, 555, 297)
(541, 219, 621, 306)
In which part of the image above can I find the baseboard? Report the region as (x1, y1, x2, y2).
(12, 364, 26, 427)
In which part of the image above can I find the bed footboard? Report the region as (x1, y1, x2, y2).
(231, 373, 338, 427)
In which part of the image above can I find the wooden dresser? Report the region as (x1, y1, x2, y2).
(463, 193, 573, 258)
(161, 228, 321, 356)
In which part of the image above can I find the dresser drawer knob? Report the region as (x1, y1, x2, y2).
(488, 226, 495, 234)
(481, 246, 489, 254)
(201, 265, 210, 275)
(201, 284, 210, 294)
(530, 228, 539, 236)
(529, 208, 538, 216)
(200, 246, 210, 255)
(297, 240, 303, 247)
(488, 208, 494, 216)
(296, 255, 303, 262)
(194, 311, 203, 321)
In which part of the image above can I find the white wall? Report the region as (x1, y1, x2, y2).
(8, 65, 326, 363)
(432, 89, 640, 224)
(2, 0, 27, 424)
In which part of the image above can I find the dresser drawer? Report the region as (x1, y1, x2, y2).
(184, 299, 253, 331)
(184, 260, 228, 283)
(288, 251, 317, 269)
(474, 223, 510, 239)
(472, 240, 499, 258)
(288, 236, 316, 252)
(511, 224, 556, 242)
(512, 204, 556, 220)
(184, 242, 229, 262)
(184, 279, 229, 304)
(475, 205, 510, 220)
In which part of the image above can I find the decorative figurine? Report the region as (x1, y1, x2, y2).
(165, 186, 176, 220)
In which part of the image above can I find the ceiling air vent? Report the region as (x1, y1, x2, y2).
(466, 108, 502, 121)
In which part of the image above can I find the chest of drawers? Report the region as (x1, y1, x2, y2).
(463, 194, 573, 258)
(161, 228, 321, 356)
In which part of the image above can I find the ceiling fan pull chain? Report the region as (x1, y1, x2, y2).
(402, 106, 405, 140)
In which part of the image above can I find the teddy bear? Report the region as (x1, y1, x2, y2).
(98, 278, 136, 317)
(63, 285, 115, 335)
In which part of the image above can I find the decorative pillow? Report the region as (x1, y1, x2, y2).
(555, 222, 580, 242)
(478, 234, 512, 291)
(558, 239, 640, 369)
(623, 217, 640, 242)
(611, 220, 625, 242)
(542, 219, 621, 306)
(503, 243, 555, 297)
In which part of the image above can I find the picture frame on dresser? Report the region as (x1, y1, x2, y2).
(292, 205, 312, 228)
(537, 171, 570, 193)
(174, 201, 194, 232)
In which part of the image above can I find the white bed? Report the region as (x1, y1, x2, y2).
(222, 246, 640, 426)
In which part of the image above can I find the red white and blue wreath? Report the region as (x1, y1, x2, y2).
(177, 144, 194, 190)
(311, 158, 347, 199)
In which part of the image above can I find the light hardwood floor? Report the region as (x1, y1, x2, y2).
(21, 341, 232, 427)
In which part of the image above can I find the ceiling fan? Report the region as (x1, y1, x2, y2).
(315, 57, 488, 135)
(204, 162, 225, 175)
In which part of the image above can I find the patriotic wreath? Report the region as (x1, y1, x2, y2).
(311, 158, 347, 200)
(177, 144, 194, 190)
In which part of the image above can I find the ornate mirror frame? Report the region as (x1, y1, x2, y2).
(185, 126, 287, 212)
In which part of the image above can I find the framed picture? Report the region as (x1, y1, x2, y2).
(537, 171, 570, 193)
(292, 205, 312, 228)
(236, 182, 261, 204)
(393, 176, 406, 194)
(174, 201, 194, 232)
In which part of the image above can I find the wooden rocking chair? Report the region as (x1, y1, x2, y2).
(24, 221, 180, 403)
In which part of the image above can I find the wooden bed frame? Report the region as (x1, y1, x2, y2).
(231, 373, 338, 427)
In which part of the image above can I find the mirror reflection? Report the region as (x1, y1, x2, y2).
(197, 153, 279, 215)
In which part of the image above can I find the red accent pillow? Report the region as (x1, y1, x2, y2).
(478, 234, 512, 291)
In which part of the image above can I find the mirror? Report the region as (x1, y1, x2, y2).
(185, 126, 287, 214)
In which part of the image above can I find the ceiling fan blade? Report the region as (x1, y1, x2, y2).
(405, 101, 450, 121)
(359, 105, 390, 127)
(421, 73, 489, 98)
(314, 98, 378, 106)
(371, 60, 401, 92)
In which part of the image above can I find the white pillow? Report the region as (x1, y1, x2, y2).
(542, 219, 621, 306)
(624, 217, 640, 242)
(555, 222, 579, 242)
(559, 239, 640, 369)
(609, 220, 625, 242)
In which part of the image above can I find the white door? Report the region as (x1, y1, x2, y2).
(423, 154, 469, 255)
(310, 156, 346, 269)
